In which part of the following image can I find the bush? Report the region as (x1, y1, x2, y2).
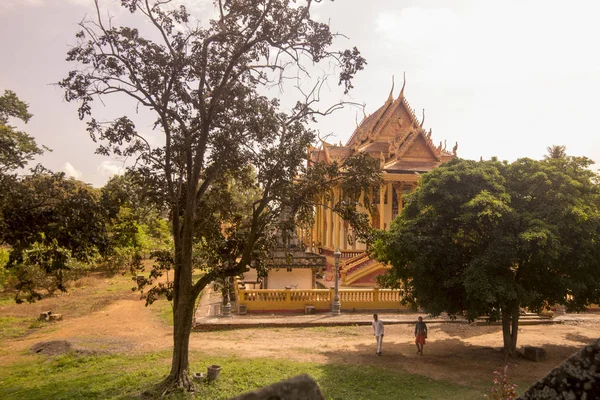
(0, 246, 12, 291)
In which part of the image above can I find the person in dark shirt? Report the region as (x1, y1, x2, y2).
(414, 316, 427, 355)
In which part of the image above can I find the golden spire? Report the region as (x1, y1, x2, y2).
(400, 71, 406, 97)
(388, 75, 395, 102)
(420, 108, 425, 127)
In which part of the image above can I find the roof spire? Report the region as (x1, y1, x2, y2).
(400, 71, 406, 97)
(420, 108, 425, 127)
(388, 75, 395, 102)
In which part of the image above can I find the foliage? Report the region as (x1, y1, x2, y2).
(0, 246, 11, 291)
(0, 351, 483, 400)
(373, 154, 600, 355)
(486, 365, 518, 400)
(60, 0, 368, 389)
(99, 173, 171, 273)
(0, 90, 46, 174)
(0, 171, 109, 302)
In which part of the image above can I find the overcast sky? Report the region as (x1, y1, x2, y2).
(2, 0, 599, 187)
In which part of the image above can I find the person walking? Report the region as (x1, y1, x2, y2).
(372, 313, 384, 356)
(415, 316, 427, 355)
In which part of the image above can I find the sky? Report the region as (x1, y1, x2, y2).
(1, 0, 600, 187)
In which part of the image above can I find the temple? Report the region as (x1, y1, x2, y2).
(307, 74, 457, 287)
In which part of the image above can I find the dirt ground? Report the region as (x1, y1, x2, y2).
(1, 273, 599, 389)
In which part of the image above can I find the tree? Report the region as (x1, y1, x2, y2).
(0, 90, 45, 174)
(373, 156, 600, 356)
(1, 171, 110, 302)
(546, 145, 567, 160)
(60, 0, 366, 391)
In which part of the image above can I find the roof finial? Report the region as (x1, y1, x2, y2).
(355, 112, 359, 128)
(388, 75, 395, 102)
(420, 108, 425, 127)
(453, 141, 458, 156)
(400, 71, 406, 96)
(362, 104, 367, 120)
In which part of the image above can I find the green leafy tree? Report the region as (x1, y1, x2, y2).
(1, 171, 110, 302)
(60, 0, 366, 390)
(373, 155, 600, 356)
(0, 90, 46, 174)
(100, 172, 171, 273)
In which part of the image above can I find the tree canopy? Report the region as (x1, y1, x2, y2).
(0, 90, 45, 174)
(60, 0, 368, 391)
(373, 154, 600, 355)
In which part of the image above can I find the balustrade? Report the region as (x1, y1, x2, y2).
(237, 287, 407, 312)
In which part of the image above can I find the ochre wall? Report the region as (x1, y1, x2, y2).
(267, 269, 313, 289)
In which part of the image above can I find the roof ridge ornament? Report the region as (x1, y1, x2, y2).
(388, 75, 395, 102)
(400, 71, 406, 97)
(420, 108, 425, 127)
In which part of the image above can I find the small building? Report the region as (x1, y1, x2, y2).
(240, 214, 326, 290)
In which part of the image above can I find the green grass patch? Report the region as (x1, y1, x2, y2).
(0, 316, 30, 340)
(0, 316, 52, 340)
(0, 351, 485, 400)
(154, 299, 174, 325)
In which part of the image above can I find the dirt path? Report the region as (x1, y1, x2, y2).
(2, 274, 600, 389)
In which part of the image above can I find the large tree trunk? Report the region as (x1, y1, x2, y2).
(501, 305, 520, 358)
(159, 183, 198, 393)
(163, 286, 195, 390)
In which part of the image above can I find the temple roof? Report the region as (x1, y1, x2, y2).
(311, 74, 456, 176)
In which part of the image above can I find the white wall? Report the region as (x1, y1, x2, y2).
(267, 269, 312, 289)
(241, 268, 258, 282)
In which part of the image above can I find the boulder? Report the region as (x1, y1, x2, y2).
(523, 346, 547, 362)
(518, 339, 600, 399)
(230, 374, 325, 400)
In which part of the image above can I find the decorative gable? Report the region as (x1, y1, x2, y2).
(402, 134, 438, 160)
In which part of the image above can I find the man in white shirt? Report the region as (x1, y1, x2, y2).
(372, 313, 384, 356)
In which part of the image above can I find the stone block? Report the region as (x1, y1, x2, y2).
(305, 306, 316, 315)
(238, 304, 247, 315)
(39, 311, 52, 321)
(230, 374, 325, 400)
(524, 346, 547, 362)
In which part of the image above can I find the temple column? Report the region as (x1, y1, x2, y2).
(333, 187, 340, 249)
(379, 183, 385, 230)
(328, 193, 334, 248)
(385, 182, 392, 230)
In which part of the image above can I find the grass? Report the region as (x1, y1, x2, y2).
(0, 351, 485, 400)
(0, 316, 30, 340)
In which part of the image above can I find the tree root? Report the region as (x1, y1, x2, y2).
(145, 372, 195, 398)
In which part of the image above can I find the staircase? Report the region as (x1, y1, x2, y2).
(341, 252, 390, 286)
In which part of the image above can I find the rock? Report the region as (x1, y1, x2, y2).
(31, 340, 72, 356)
(48, 314, 63, 321)
(518, 339, 600, 399)
(523, 346, 547, 362)
(230, 374, 325, 400)
(39, 311, 52, 321)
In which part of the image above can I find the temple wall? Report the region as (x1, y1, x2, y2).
(267, 269, 313, 289)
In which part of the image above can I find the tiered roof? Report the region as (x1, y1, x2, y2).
(309, 74, 456, 174)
